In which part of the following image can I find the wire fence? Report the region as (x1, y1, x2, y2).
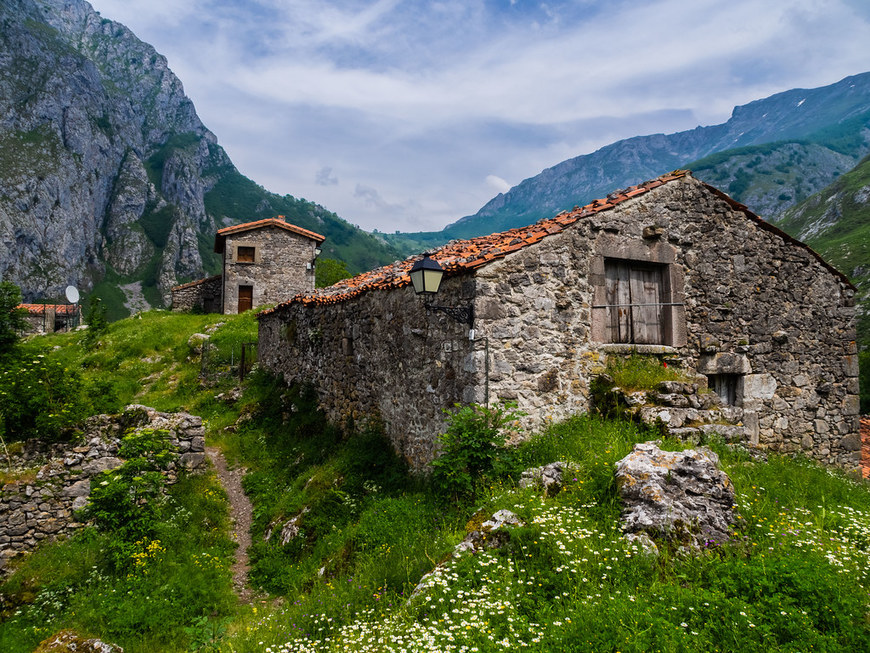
(200, 340, 258, 385)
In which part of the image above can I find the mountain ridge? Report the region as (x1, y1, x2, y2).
(385, 72, 870, 252)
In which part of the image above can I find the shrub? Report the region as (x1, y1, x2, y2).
(0, 351, 91, 440)
(431, 402, 524, 501)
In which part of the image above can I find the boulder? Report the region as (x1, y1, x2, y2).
(615, 441, 735, 549)
(454, 509, 524, 554)
(34, 629, 123, 652)
(518, 461, 575, 496)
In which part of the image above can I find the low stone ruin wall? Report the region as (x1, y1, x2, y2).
(171, 274, 222, 313)
(0, 405, 207, 575)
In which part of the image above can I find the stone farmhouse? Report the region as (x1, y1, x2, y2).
(257, 171, 859, 472)
(171, 217, 325, 314)
(18, 303, 80, 334)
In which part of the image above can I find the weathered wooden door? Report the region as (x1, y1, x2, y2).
(605, 261, 664, 344)
(238, 285, 253, 313)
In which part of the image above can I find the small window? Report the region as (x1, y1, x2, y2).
(237, 246, 256, 263)
(708, 374, 741, 406)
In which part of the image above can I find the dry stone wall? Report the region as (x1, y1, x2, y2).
(171, 274, 221, 312)
(0, 405, 206, 575)
(259, 278, 478, 471)
(259, 176, 859, 472)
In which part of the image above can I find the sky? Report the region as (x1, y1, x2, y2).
(86, 0, 870, 233)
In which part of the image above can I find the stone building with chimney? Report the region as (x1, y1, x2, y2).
(171, 217, 325, 314)
(257, 172, 859, 472)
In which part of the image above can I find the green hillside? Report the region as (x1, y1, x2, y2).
(1, 313, 870, 652)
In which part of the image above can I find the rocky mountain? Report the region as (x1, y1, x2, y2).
(0, 0, 399, 315)
(774, 153, 870, 301)
(385, 72, 870, 252)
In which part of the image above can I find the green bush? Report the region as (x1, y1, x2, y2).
(0, 351, 91, 440)
(431, 402, 524, 501)
(83, 429, 176, 568)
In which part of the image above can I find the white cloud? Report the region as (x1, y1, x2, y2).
(486, 175, 511, 194)
(87, 0, 870, 232)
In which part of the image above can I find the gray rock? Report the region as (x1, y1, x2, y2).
(454, 509, 524, 555)
(518, 461, 574, 496)
(61, 479, 91, 498)
(81, 457, 124, 475)
(178, 452, 206, 470)
(615, 441, 736, 549)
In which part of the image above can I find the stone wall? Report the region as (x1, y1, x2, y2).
(259, 278, 477, 471)
(170, 274, 222, 312)
(259, 175, 859, 472)
(0, 405, 207, 575)
(223, 226, 317, 314)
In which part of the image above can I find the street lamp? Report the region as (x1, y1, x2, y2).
(409, 253, 474, 330)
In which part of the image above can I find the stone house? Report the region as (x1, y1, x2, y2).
(257, 171, 859, 472)
(18, 303, 80, 334)
(171, 217, 325, 314)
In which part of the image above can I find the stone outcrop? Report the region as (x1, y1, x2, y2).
(594, 378, 748, 444)
(34, 629, 123, 653)
(0, 405, 207, 575)
(615, 442, 736, 549)
(518, 461, 575, 496)
(454, 509, 525, 555)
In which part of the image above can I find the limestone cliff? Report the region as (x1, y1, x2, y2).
(0, 0, 399, 310)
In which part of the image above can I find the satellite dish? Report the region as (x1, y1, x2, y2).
(65, 285, 80, 304)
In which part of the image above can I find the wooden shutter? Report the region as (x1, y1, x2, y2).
(604, 261, 665, 344)
(629, 265, 664, 344)
(238, 285, 253, 313)
(605, 262, 632, 343)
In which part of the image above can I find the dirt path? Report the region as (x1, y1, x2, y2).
(206, 446, 255, 603)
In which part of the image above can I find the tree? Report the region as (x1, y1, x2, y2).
(315, 258, 353, 288)
(0, 281, 27, 353)
(82, 296, 109, 349)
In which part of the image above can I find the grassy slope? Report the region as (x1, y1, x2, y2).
(1, 312, 870, 652)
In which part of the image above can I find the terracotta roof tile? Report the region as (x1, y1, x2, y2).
(260, 169, 852, 315)
(214, 217, 325, 253)
(18, 304, 79, 315)
(259, 171, 692, 315)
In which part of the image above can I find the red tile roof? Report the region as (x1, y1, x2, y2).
(861, 416, 870, 479)
(214, 217, 325, 253)
(259, 170, 853, 316)
(18, 303, 80, 315)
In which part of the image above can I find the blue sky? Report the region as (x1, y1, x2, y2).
(87, 0, 870, 232)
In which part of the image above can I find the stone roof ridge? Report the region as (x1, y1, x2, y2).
(170, 274, 222, 292)
(259, 170, 691, 316)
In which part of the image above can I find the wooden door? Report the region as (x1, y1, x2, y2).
(238, 285, 253, 313)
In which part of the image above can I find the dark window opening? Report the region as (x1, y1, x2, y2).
(237, 246, 256, 263)
(602, 259, 673, 345)
(708, 374, 741, 406)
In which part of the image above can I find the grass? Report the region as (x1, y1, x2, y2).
(220, 414, 870, 652)
(2, 311, 870, 652)
(601, 353, 690, 391)
(0, 473, 236, 653)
